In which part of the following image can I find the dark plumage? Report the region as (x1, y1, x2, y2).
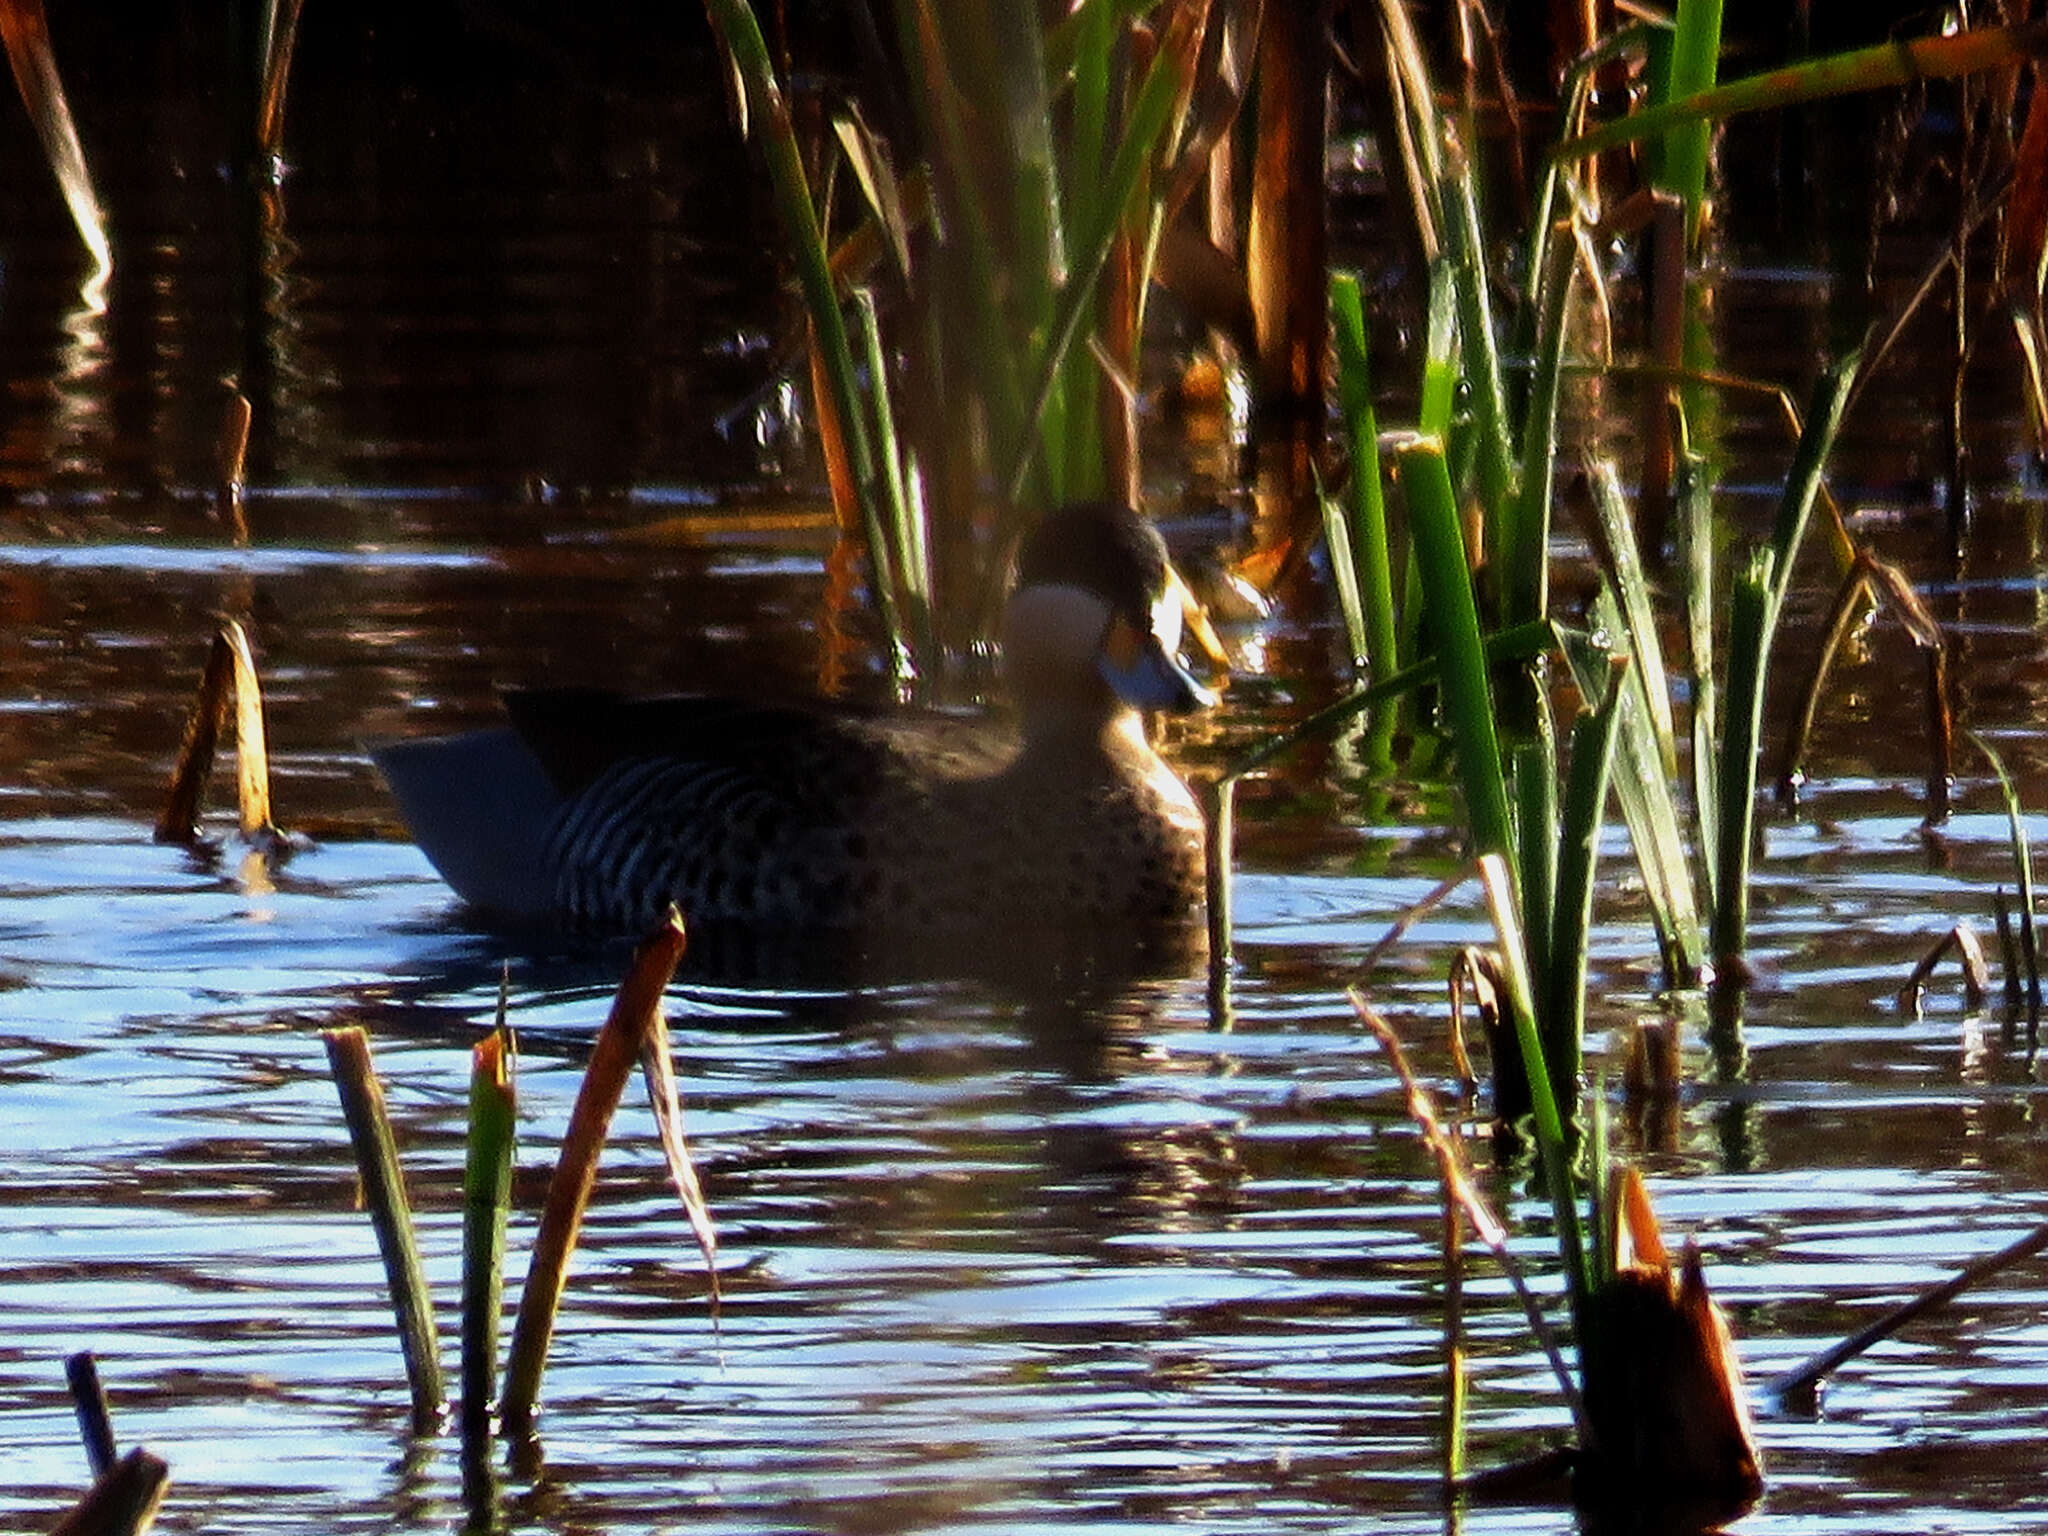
(373, 502, 1216, 970)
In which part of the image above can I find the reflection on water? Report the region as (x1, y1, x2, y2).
(6, 16, 2048, 1536)
(12, 514, 2048, 1534)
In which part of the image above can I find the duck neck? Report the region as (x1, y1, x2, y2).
(1016, 694, 1153, 763)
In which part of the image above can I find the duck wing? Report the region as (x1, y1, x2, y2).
(500, 687, 1013, 806)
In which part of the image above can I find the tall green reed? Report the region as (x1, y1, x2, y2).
(700, 0, 1249, 665)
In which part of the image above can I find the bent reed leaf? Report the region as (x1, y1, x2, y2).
(501, 910, 690, 1441)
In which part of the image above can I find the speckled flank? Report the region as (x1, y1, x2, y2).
(381, 502, 1218, 953)
(542, 714, 1205, 939)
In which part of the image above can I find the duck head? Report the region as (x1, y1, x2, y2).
(1001, 502, 1218, 740)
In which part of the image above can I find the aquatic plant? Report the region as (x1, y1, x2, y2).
(155, 620, 287, 857)
(42, 1353, 170, 1536)
(698, 0, 1282, 672)
(323, 913, 715, 1483)
(460, 1024, 516, 1455)
(323, 1028, 447, 1433)
(1358, 997, 1762, 1511)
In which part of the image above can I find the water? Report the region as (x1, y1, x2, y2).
(9, 18, 2048, 1535)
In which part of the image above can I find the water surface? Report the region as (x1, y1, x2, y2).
(7, 22, 2048, 1536)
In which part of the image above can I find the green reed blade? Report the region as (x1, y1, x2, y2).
(1705, 353, 1856, 962)
(1331, 274, 1398, 679)
(1656, 0, 1723, 241)
(1584, 461, 1676, 776)
(1556, 21, 2048, 166)
(1221, 619, 1554, 785)
(1766, 354, 1859, 600)
(322, 1027, 446, 1434)
(853, 287, 934, 668)
(1477, 854, 1592, 1340)
(1442, 1187, 1467, 1486)
(1712, 549, 1774, 963)
(700, 0, 909, 674)
(1505, 220, 1579, 627)
(1558, 614, 1704, 988)
(1054, 0, 1116, 496)
(460, 1026, 516, 1452)
(898, 4, 1029, 436)
(1397, 439, 1516, 878)
(1512, 729, 1559, 1064)
(1588, 1084, 1612, 1284)
(1320, 474, 1369, 671)
(1004, 3, 1196, 509)
(1516, 22, 1654, 365)
(1438, 133, 1518, 547)
(1548, 656, 1629, 1091)
(989, 0, 1070, 502)
(1419, 261, 1460, 441)
(1679, 448, 1719, 911)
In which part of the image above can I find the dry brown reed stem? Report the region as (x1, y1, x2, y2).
(154, 620, 279, 848)
(322, 1027, 448, 1433)
(1245, 0, 1329, 415)
(0, 0, 108, 282)
(1351, 994, 1589, 1443)
(1638, 191, 1685, 557)
(1201, 776, 1234, 975)
(1899, 924, 1990, 1016)
(255, 0, 306, 154)
(1583, 1169, 1762, 1505)
(216, 392, 252, 545)
(500, 912, 689, 1441)
(1768, 1217, 2048, 1410)
(638, 1001, 721, 1316)
(65, 1351, 117, 1478)
(48, 1446, 169, 1536)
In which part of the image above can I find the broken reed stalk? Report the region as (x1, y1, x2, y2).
(154, 619, 279, 848)
(322, 1027, 447, 1433)
(1899, 924, 1990, 1016)
(500, 911, 689, 1441)
(1769, 1217, 2048, 1407)
(65, 1351, 117, 1478)
(216, 391, 252, 545)
(461, 1026, 517, 1453)
(47, 1446, 170, 1536)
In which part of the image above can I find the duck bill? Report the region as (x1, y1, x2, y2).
(1098, 635, 1218, 714)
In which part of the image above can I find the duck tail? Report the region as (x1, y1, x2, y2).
(372, 728, 563, 924)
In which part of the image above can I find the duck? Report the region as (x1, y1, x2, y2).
(372, 502, 1220, 970)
